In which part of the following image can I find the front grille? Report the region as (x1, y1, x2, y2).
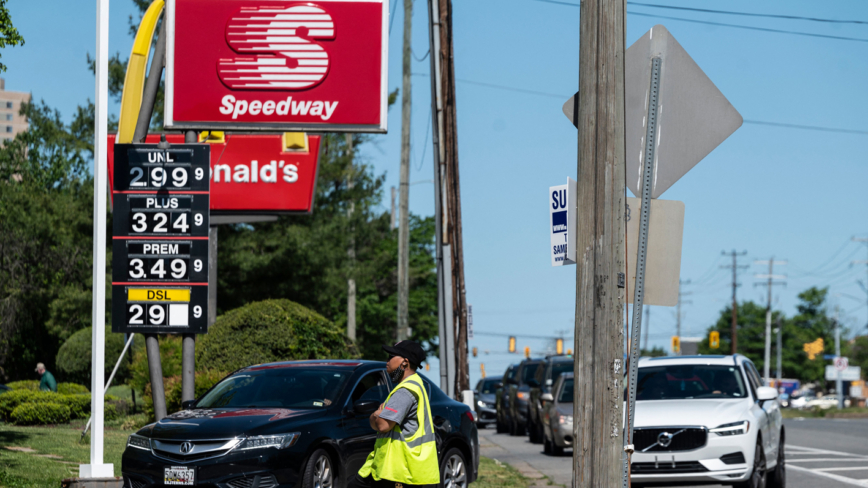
(721, 451, 746, 465)
(124, 475, 147, 488)
(631, 461, 708, 474)
(634, 427, 707, 452)
(227, 475, 278, 488)
(151, 438, 236, 463)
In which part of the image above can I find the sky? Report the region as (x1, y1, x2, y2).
(5, 0, 868, 389)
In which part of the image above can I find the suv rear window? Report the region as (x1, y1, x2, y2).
(549, 362, 573, 383)
(521, 363, 539, 384)
(636, 365, 747, 400)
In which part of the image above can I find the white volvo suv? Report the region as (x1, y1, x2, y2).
(630, 354, 784, 488)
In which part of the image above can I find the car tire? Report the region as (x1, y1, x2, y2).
(534, 421, 545, 444)
(735, 438, 767, 488)
(551, 440, 565, 457)
(496, 417, 507, 434)
(769, 431, 786, 488)
(543, 436, 552, 455)
(528, 419, 540, 443)
(440, 447, 468, 488)
(301, 448, 335, 488)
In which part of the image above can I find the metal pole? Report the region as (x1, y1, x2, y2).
(835, 306, 843, 410)
(146, 334, 168, 420)
(132, 12, 166, 142)
(180, 130, 197, 403)
(731, 253, 738, 354)
(347, 134, 356, 341)
(208, 226, 218, 327)
(643, 306, 649, 352)
(624, 56, 662, 487)
(82, 0, 112, 478)
(764, 259, 773, 385)
(776, 317, 782, 381)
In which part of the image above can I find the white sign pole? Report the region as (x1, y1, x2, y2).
(81, 0, 113, 478)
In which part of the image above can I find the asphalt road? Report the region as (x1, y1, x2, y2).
(478, 418, 868, 488)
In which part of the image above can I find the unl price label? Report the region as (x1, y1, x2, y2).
(112, 286, 208, 334)
(113, 240, 208, 283)
(115, 147, 209, 192)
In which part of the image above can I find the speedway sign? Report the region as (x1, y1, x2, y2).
(165, 0, 389, 133)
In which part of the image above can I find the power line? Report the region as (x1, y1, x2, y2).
(532, 0, 868, 44)
(411, 73, 566, 99)
(789, 239, 855, 277)
(627, 2, 868, 26)
(743, 120, 868, 136)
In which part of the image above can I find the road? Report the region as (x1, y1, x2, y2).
(478, 418, 868, 487)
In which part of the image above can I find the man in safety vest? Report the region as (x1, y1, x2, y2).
(356, 340, 440, 488)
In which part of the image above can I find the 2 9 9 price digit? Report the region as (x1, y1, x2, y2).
(128, 164, 204, 190)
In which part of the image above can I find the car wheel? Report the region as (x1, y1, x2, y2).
(302, 448, 334, 488)
(543, 436, 552, 454)
(735, 439, 767, 488)
(551, 440, 565, 457)
(496, 417, 507, 434)
(528, 419, 539, 443)
(440, 447, 468, 488)
(769, 431, 786, 488)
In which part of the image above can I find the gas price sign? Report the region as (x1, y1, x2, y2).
(112, 143, 210, 334)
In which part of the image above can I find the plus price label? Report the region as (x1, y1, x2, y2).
(112, 143, 210, 334)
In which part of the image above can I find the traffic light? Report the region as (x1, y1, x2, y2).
(524, 346, 531, 358)
(480, 363, 486, 378)
(509, 336, 516, 353)
(709, 331, 720, 349)
(671, 336, 680, 354)
(472, 347, 478, 358)
(425, 363, 430, 371)
(556, 338, 564, 355)
(567, 349, 572, 355)
(803, 338, 824, 360)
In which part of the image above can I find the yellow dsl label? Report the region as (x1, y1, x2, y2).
(128, 288, 190, 302)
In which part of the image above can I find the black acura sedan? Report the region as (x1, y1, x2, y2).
(122, 360, 478, 488)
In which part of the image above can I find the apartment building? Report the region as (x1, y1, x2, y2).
(0, 78, 30, 141)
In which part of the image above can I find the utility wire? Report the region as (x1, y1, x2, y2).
(627, 2, 868, 26)
(789, 240, 856, 278)
(411, 73, 566, 99)
(388, 0, 399, 35)
(744, 120, 868, 136)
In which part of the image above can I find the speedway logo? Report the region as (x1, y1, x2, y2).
(219, 95, 338, 121)
(218, 4, 335, 90)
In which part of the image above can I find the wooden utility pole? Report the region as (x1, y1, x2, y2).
(572, 0, 626, 485)
(721, 250, 747, 354)
(437, 0, 469, 394)
(397, 0, 412, 341)
(347, 134, 356, 341)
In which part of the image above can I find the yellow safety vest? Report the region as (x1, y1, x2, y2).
(358, 374, 440, 484)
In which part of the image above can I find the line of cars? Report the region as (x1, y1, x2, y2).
(122, 360, 479, 488)
(475, 353, 786, 488)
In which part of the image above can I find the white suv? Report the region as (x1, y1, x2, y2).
(630, 354, 784, 488)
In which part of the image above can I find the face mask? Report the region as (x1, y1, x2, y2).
(390, 363, 405, 383)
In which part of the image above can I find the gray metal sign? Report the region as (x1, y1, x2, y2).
(564, 25, 743, 198)
(625, 198, 684, 306)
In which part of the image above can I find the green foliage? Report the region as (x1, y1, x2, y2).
(640, 346, 667, 357)
(198, 299, 360, 372)
(0, 0, 25, 73)
(0, 388, 115, 421)
(128, 335, 183, 394)
(10, 402, 70, 425)
(57, 382, 89, 395)
(55, 327, 143, 386)
(6, 380, 37, 390)
(142, 370, 228, 420)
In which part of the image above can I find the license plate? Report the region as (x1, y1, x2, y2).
(164, 466, 195, 486)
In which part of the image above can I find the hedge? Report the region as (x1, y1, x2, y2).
(55, 327, 143, 386)
(197, 299, 359, 372)
(143, 370, 228, 420)
(0, 389, 126, 422)
(10, 402, 71, 425)
(58, 383, 90, 395)
(6, 380, 39, 391)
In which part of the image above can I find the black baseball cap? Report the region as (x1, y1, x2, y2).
(382, 340, 426, 369)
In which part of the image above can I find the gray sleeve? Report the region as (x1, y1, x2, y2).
(379, 388, 416, 423)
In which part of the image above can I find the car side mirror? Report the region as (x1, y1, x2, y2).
(756, 386, 778, 402)
(540, 393, 554, 402)
(181, 400, 196, 410)
(495, 383, 502, 389)
(353, 399, 380, 415)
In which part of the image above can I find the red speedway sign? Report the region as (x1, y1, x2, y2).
(164, 0, 388, 133)
(108, 134, 321, 214)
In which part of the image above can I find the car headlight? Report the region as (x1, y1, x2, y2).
(237, 433, 301, 450)
(558, 415, 573, 425)
(127, 434, 151, 450)
(477, 400, 486, 407)
(710, 420, 749, 436)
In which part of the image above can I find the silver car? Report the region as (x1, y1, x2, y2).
(541, 372, 573, 456)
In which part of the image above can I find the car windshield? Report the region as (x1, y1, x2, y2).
(636, 365, 747, 400)
(558, 378, 574, 403)
(196, 368, 350, 409)
(521, 364, 539, 384)
(507, 367, 517, 381)
(479, 379, 499, 394)
(550, 362, 573, 382)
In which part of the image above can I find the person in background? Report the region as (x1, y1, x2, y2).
(36, 363, 57, 392)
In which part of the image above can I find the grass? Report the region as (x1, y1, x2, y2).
(0, 422, 134, 487)
(782, 406, 868, 419)
(475, 456, 532, 488)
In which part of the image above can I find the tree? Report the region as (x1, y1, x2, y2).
(0, 0, 24, 73)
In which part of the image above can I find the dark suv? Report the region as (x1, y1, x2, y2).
(506, 358, 543, 436)
(495, 364, 518, 434)
(527, 355, 573, 443)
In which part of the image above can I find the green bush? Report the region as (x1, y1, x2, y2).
(57, 382, 89, 395)
(0, 389, 122, 422)
(6, 380, 38, 391)
(55, 327, 143, 386)
(197, 299, 359, 372)
(0, 390, 45, 420)
(10, 402, 71, 425)
(58, 394, 91, 419)
(128, 335, 183, 394)
(143, 370, 228, 420)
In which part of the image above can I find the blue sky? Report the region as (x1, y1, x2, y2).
(6, 0, 868, 387)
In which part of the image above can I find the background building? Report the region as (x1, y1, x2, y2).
(0, 78, 30, 141)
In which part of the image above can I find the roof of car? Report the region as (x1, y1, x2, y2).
(243, 359, 378, 371)
(638, 355, 743, 367)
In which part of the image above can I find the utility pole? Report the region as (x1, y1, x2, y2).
(775, 316, 782, 381)
(390, 186, 397, 231)
(721, 250, 748, 354)
(573, 0, 626, 485)
(852, 236, 868, 331)
(754, 257, 786, 384)
(675, 280, 692, 355)
(397, 0, 412, 342)
(347, 134, 356, 341)
(835, 305, 843, 410)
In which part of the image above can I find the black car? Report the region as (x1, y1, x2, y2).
(472, 376, 501, 428)
(527, 355, 573, 444)
(122, 360, 479, 488)
(506, 358, 543, 436)
(495, 364, 518, 434)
